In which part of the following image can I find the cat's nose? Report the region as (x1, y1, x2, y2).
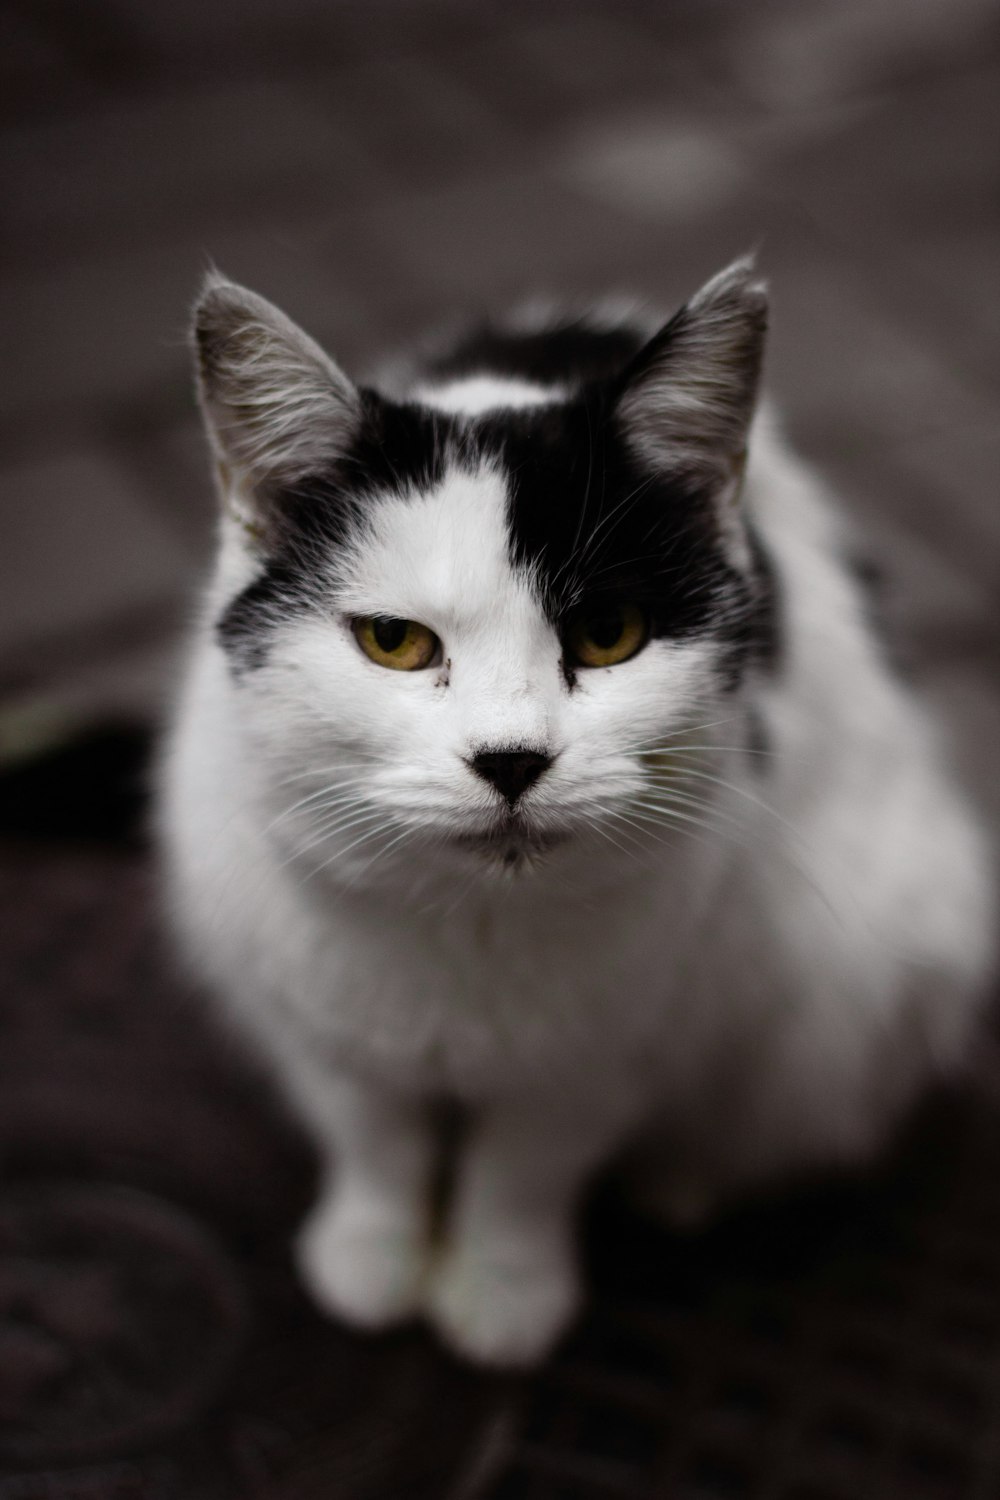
(469, 748, 552, 805)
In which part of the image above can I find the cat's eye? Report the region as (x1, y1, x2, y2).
(565, 602, 648, 668)
(352, 615, 441, 671)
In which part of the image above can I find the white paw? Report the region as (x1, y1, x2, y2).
(427, 1237, 580, 1368)
(295, 1197, 427, 1330)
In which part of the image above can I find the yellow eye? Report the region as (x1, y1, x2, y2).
(565, 602, 648, 668)
(353, 616, 440, 671)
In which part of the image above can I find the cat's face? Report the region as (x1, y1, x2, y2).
(194, 264, 775, 884)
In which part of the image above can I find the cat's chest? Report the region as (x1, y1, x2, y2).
(271, 873, 708, 1096)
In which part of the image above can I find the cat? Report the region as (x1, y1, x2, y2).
(158, 259, 996, 1367)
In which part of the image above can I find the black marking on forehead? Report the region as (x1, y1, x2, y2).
(348, 389, 454, 495)
(471, 394, 780, 690)
(421, 318, 649, 390)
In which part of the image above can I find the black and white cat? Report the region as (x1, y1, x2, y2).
(159, 261, 995, 1366)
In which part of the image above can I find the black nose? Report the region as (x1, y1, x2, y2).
(470, 748, 552, 804)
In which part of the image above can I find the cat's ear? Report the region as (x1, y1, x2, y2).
(192, 273, 360, 521)
(614, 258, 767, 489)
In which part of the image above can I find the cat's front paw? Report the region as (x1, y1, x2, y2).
(427, 1236, 580, 1368)
(296, 1197, 427, 1330)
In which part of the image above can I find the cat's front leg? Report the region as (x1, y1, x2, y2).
(293, 1070, 435, 1331)
(428, 1092, 630, 1367)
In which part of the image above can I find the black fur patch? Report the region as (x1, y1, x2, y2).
(217, 561, 309, 672)
(422, 317, 648, 390)
(472, 393, 778, 691)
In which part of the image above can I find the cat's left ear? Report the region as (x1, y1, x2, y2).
(192, 273, 361, 525)
(614, 258, 767, 492)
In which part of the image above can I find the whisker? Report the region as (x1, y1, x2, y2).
(595, 800, 718, 857)
(631, 743, 777, 760)
(642, 766, 851, 928)
(270, 796, 377, 842)
(277, 758, 381, 786)
(576, 472, 658, 565)
(276, 800, 390, 859)
(346, 822, 425, 885)
(582, 814, 647, 864)
(627, 713, 749, 751)
(628, 791, 745, 832)
(266, 777, 381, 830)
(659, 765, 801, 837)
(622, 798, 735, 841)
(299, 804, 385, 842)
(303, 818, 409, 882)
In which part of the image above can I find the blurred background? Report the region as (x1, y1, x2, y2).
(1, 1, 999, 1497)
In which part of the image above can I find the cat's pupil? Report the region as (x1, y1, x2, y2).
(374, 617, 408, 652)
(587, 609, 624, 649)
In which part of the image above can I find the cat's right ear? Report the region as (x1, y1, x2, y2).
(192, 273, 360, 535)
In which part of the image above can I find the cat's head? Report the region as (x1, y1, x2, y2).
(192, 261, 775, 888)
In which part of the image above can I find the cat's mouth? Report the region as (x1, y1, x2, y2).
(453, 817, 569, 865)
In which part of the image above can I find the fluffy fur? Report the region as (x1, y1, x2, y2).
(159, 261, 995, 1366)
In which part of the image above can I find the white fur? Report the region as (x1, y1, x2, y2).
(414, 374, 561, 413)
(160, 397, 995, 1367)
